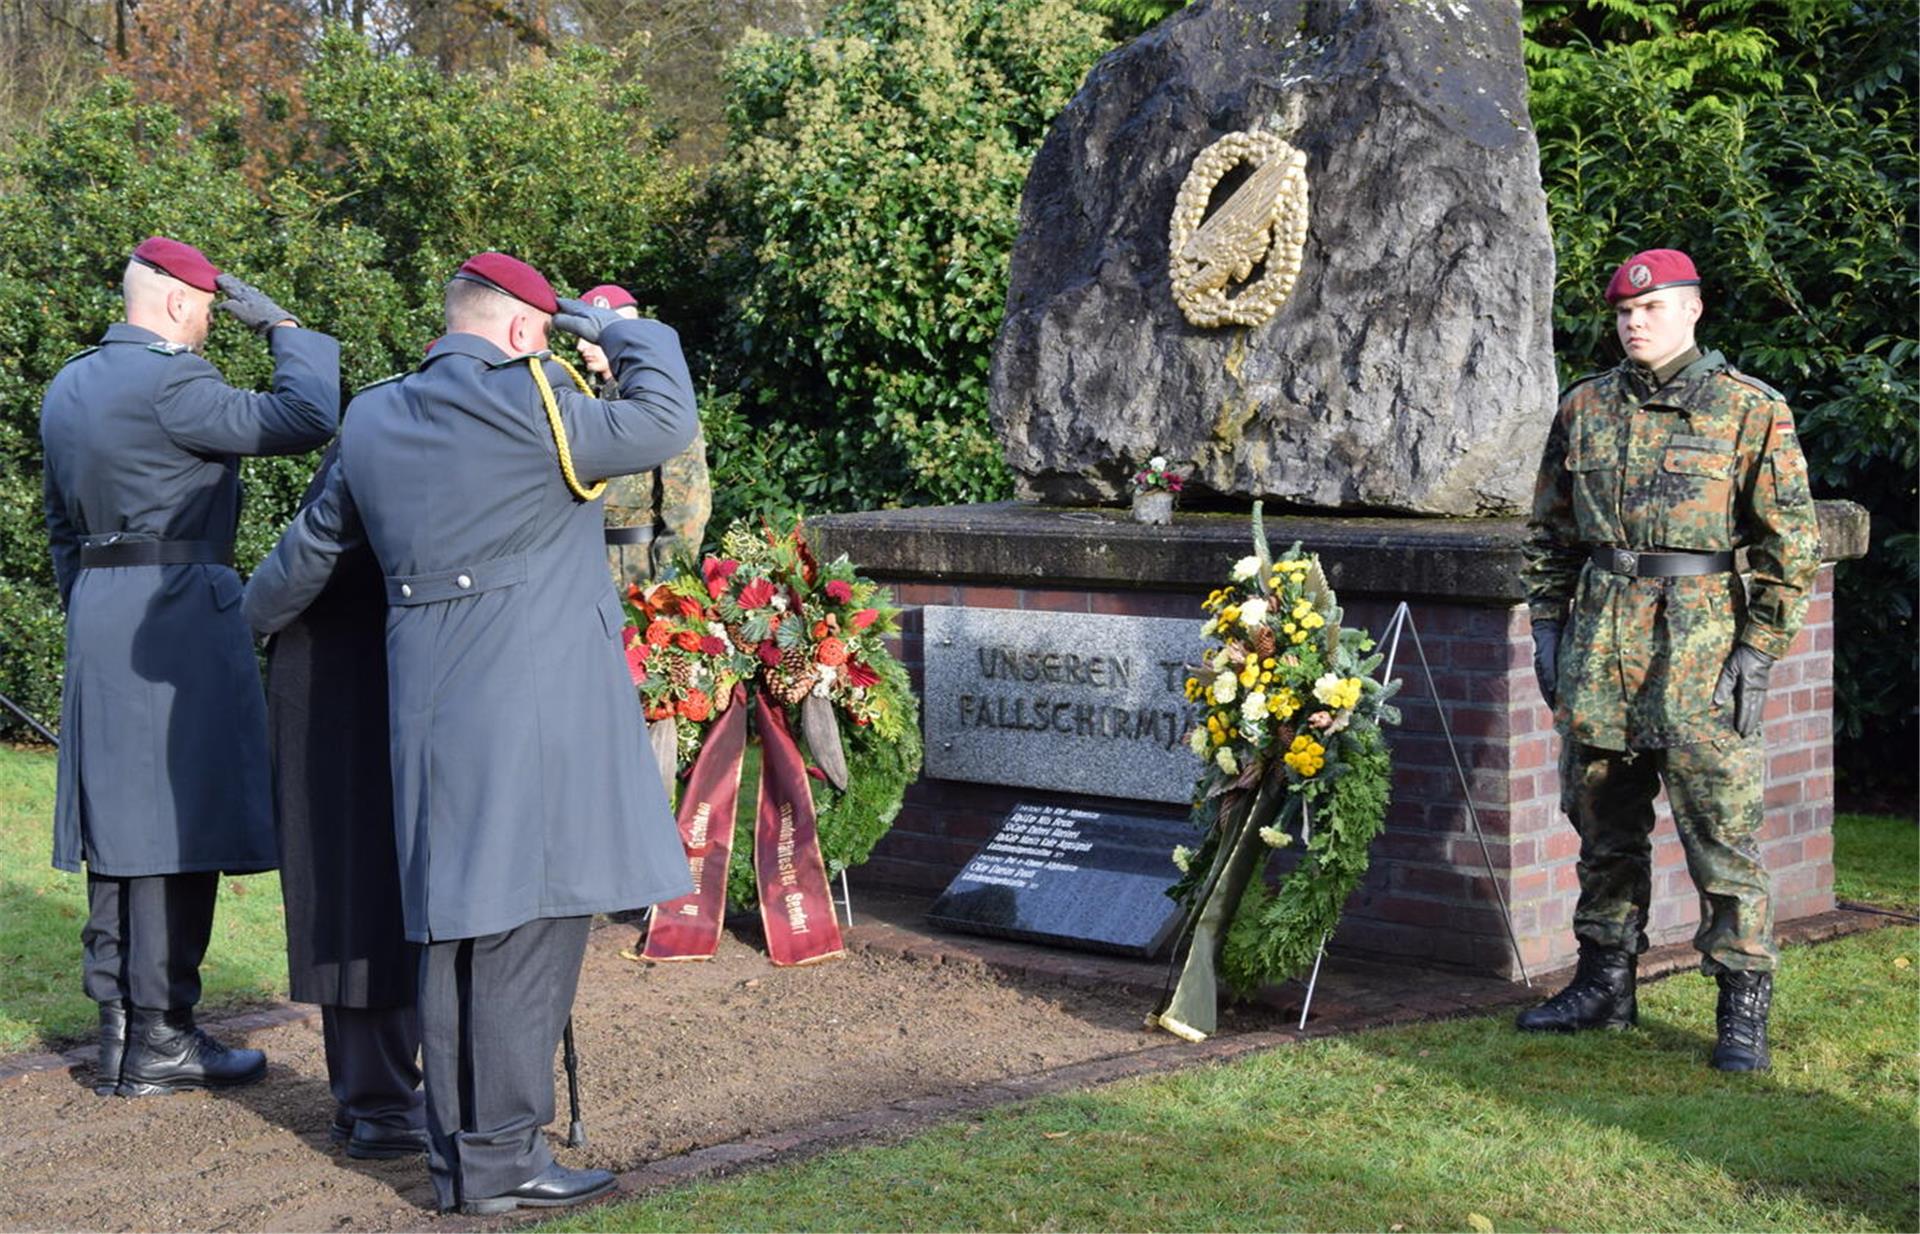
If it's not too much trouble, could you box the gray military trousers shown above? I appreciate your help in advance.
[418,915,590,1210]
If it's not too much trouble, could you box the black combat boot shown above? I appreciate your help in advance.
[1710,970,1772,1072]
[1514,940,1637,1032]
[94,1001,127,1096]
[116,1008,267,1095]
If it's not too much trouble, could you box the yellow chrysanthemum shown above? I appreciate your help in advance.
[1282,734,1326,777]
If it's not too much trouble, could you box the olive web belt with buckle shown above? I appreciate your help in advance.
[604,526,656,546]
[1588,546,1735,578]
[78,535,232,569]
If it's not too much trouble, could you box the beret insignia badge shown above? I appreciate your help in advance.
[1628,263,1653,289]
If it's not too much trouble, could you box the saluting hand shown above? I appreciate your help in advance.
[215,273,297,335]
[552,296,624,344]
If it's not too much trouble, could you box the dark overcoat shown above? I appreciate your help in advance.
[264,443,416,1007]
[243,320,697,941]
[40,322,339,875]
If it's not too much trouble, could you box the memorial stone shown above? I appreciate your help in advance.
[927,802,1191,957]
[922,604,1206,805]
[991,0,1558,515]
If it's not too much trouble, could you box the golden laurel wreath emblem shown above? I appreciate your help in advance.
[1168,131,1310,329]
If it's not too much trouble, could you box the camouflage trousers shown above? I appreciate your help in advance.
[1561,738,1776,974]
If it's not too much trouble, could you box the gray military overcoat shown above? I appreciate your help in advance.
[244,320,698,942]
[40,322,341,875]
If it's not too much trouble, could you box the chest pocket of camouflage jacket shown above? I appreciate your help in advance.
[1566,415,1626,544]
[1656,436,1737,551]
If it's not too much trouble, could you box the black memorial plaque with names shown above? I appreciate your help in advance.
[926,802,1192,957]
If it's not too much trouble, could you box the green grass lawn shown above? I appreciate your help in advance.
[0,743,286,1053]
[1834,812,1919,910]
[546,809,1918,1234]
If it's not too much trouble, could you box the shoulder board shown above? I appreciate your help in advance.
[61,346,100,366]
[354,372,407,395]
[488,349,552,370]
[1558,371,1607,399]
[1723,367,1786,402]
[145,341,192,356]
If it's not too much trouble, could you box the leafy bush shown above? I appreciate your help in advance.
[713,0,1114,511]
[1525,0,1917,794]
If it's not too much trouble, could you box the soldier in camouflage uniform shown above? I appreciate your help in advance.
[1519,249,1821,1072]
[577,284,709,587]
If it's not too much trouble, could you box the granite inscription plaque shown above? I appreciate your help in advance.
[922,605,1206,805]
[927,802,1191,957]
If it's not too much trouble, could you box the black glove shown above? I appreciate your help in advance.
[1530,618,1563,709]
[1712,643,1774,738]
[552,296,624,344]
[214,273,296,334]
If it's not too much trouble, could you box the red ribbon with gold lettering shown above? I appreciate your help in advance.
[642,685,748,961]
[752,688,846,966]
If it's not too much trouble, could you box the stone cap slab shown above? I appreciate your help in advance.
[810,500,1868,605]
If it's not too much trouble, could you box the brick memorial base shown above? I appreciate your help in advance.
[812,501,1867,979]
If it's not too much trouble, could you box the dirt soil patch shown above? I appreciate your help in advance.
[0,902,1883,1232]
[0,918,1185,1232]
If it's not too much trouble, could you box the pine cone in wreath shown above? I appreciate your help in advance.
[667,656,695,690]
[1252,625,1277,658]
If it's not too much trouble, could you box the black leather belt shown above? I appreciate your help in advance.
[604,526,656,546]
[1588,546,1735,578]
[79,536,232,569]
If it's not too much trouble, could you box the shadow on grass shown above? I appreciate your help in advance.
[1347,981,1919,1231]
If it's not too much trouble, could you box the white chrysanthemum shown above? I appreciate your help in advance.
[1211,650,1232,671]
[1150,455,1168,470]
[1188,727,1209,756]
[707,621,728,639]
[1312,672,1344,705]
[1171,844,1193,873]
[1258,826,1292,849]
[817,663,837,685]
[1240,691,1268,723]
[810,678,832,698]
[1215,747,1238,776]
[771,594,789,611]
[1212,675,1237,704]
[1231,556,1260,581]
[1239,597,1268,625]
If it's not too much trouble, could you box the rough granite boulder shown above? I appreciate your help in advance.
[990,0,1559,515]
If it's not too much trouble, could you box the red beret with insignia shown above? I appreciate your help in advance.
[582,283,637,311]
[131,236,221,293]
[1605,248,1700,304]
[454,251,559,314]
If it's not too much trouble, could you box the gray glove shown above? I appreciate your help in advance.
[1530,618,1563,709]
[215,273,296,335]
[1712,643,1775,738]
[553,296,624,344]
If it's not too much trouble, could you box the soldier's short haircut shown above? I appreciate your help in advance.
[443,276,519,330]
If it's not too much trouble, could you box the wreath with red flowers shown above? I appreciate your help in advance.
[620,518,922,909]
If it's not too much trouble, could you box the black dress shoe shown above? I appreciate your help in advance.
[346,1120,429,1160]
[460,1163,617,1215]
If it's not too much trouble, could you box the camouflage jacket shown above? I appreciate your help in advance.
[1523,349,1821,750]
[602,368,710,589]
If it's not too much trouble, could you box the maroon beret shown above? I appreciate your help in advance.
[1605,248,1700,304]
[582,283,637,311]
[131,236,221,293]
[453,251,559,314]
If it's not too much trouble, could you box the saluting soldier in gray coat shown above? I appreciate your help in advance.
[244,252,696,1216]
[39,235,339,1096]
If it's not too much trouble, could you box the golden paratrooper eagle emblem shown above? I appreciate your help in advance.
[1169,130,1309,329]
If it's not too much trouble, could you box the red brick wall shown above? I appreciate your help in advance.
[860,565,1839,980]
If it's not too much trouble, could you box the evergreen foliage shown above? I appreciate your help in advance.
[712,0,1114,510]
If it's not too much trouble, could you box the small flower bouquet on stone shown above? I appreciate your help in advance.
[1148,503,1401,1042]
[1129,454,1184,524]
